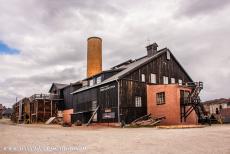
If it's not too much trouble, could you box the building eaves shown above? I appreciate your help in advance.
[71,48,167,94]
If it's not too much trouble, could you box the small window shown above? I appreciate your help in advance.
[156,92,165,105]
[150,73,156,84]
[171,78,175,84]
[92,101,97,110]
[219,105,222,110]
[227,102,230,107]
[141,74,145,82]
[96,76,101,84]
[89,79,94,86]
[163,76,168,84]
[82,80,88,87]
[178,79,183,85]
[135,96,142,107]
[216,108,219,114]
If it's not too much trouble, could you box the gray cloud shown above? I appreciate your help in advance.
[0,0,229,107]
[177,0,230,17]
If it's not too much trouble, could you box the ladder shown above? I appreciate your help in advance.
[86,106,99,126]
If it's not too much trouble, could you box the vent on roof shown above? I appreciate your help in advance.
[146,43,158,57]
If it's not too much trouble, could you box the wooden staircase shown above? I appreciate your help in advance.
[181,82,207,123]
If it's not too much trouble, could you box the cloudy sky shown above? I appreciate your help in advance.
[0,0,230,107]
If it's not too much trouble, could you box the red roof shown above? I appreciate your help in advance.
[203,98,230,105]
[220,108,230,117]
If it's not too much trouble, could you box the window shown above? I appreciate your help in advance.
[171,78,175,84]
[89,79,94,86]
[216,108,219,114]
[141,74,145,82]
[227,102,230,107]
[178,79,183,85]
[96,76,101,84]
[219,105,222,110]
[82,80,88,87]
[135,96,142,107]
[156,92,165,105]
[163,76,168,84]
[180,90,190,104]
[92,101,97,110]
[150,73,156,84]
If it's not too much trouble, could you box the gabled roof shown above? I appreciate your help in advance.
[71,48,164,94]
[49,83,68,93]
[203,98,230,105]
[71,47,194,94]
[2,108,13,115]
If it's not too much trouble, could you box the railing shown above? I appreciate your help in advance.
[49,94,62,100]
[181,81,206,122]
[29,94,62,101]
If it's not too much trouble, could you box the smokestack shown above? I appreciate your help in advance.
[87,37,102,78]
[146,42,158,57]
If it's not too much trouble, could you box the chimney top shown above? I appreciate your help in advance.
[87,36,102,41]
[146,43,158,57]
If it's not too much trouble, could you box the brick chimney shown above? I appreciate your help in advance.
[146,43,158,57]
[87,37,102,78]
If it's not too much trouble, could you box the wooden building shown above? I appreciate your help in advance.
[12,97,30,123]
[12,94,62,124]
[11,39,204,126]
[29,94,61,123]
[69,43,203,124]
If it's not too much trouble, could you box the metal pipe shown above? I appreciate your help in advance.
[116,80,120,124]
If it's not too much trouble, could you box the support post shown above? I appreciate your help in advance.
[36,101,38,123]
[51,100,53,116]
[116,80,120,124]
[43,99,45,122]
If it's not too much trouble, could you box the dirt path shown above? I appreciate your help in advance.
[0,119,230,154]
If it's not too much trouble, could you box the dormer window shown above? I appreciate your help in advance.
[89,79,94,86]
[96,76,102,84]
[82,80,88,87]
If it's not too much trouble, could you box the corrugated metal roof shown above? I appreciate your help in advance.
[2,108,13,115]
[49,83,68,92]
[71,48,168,94]
[203,98,230,105]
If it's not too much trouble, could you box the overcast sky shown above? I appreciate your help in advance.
[0,0,230,107]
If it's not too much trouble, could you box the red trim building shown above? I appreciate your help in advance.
[147,84,198,125]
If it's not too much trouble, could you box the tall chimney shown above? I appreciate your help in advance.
[146,43,158,57]
[87,37,102,78]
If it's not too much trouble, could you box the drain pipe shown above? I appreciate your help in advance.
[116,80,120,124]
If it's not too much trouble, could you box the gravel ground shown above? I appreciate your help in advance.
[0,119,230,154]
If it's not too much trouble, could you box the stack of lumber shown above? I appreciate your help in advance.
[130,114,165,127]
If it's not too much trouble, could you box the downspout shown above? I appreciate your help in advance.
[116,80,120,124]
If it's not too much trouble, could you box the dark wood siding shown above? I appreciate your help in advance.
[63,84,82,110]
[71,51,193,124]
[72,82,118,123]
[98,82,118,123]
[124,52,192,84]
[63,86,73,109]
[119,79,147,123]
[118,51,192,123]
[74,88,98,112]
